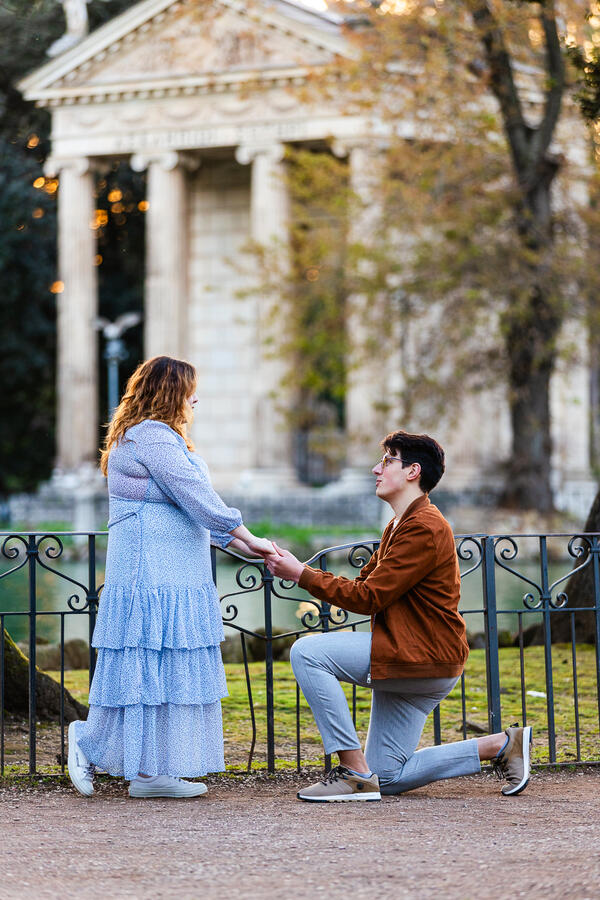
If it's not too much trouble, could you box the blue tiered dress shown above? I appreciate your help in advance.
[78,419,242,780]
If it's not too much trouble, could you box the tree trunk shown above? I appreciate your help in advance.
[500,174,561,511]
[470,0,565,511]
[501,291,557,511]
[2,628,88,721]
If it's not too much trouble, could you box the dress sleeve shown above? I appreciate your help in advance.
[132,436,243,537]
[209,528,237,550]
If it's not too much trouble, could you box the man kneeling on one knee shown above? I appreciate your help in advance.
[267,430,532,802]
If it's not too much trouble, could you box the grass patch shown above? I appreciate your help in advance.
[45,643,599,769]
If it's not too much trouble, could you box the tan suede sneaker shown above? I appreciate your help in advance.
[493,725,533,796]
[297,765,381,802]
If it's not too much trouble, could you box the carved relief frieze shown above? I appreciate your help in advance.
[163,101,207,121]
[214,94,254,117]
[113,107,152,126]
[70,109,104,129]
[269,88,299,113]
[60,4,331,92]
[53,83,312,143]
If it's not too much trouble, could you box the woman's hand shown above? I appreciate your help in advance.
[266,543,304,583]
[226,537,261,558]
[230,525,279,560]
[245,535,278,559]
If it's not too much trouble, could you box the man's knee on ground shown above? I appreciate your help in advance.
[372,766,403,790]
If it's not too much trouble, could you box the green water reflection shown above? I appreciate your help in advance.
[1,539,568,646]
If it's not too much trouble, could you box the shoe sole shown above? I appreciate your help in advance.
[129,784,208,799]
[67,721,93,797]
[297,792,381,802]
[502,726,532,796]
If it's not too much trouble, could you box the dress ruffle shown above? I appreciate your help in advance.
[78,702,225,780]
[89,646,228,707]
[92,584,225,650]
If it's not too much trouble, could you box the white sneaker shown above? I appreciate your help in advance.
[128,775,208,799]
[67,721,94,797]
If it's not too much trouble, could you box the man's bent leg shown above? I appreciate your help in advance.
[365,679,481,794]
[291,632,382,802]
[290,631,371,755]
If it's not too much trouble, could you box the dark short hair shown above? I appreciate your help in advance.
[381,430,445,493]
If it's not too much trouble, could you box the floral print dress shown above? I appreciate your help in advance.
[78,419,242,780]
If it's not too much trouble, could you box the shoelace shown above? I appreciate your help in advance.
[75,748,94,781]
[492,723,520,780]
[320,766,346,786]
[491,757,507,781]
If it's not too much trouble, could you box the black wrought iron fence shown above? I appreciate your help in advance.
[1,530,599,777]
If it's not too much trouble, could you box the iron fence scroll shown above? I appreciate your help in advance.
[1,530,599,776]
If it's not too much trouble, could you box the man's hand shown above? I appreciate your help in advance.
[266,543,305,583]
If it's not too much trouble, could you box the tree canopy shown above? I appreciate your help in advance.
[250,0,594,507]
[0,0,142,494]
[1,0,597,506]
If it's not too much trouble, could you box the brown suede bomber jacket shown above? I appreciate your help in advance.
[298,494,469,680]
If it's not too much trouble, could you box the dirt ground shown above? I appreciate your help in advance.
[1,768,599,900]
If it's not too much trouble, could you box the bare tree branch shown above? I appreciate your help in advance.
[468,0,530,175]
[529,1,565,168]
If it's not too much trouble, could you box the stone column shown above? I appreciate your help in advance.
[340,143,388,489]
[46,156,98,471]
[235,142,297,489]
[132,151,195,360]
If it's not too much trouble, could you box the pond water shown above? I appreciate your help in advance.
[0,535,570,647]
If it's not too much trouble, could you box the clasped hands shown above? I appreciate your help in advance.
[239,535,304,583]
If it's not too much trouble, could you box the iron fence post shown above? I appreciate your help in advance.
[88,534,99,685]
[27,534,37,774]
[590,536,600,739]
[481,536,502,734]
[210,545,217,587]
[539,536,556,763]
[1,614,5,775]
[319,555,332,771]
[263,566,275,773]
[319,555,331,633]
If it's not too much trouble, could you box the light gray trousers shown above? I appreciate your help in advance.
[290,631,481,794]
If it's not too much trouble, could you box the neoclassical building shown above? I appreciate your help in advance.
[19,0,595,517]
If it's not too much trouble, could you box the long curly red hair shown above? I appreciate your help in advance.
[100,356,197,475]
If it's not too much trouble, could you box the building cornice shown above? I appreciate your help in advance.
[18,0,353,106]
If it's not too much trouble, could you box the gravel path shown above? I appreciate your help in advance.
[1,769,599,899]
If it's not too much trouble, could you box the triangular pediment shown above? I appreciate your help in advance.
[19,0,352,104]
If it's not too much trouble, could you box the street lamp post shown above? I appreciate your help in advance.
[94,312,142,420]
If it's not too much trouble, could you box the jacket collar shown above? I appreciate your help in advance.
[381,493,430,547]
[399,493,430,524]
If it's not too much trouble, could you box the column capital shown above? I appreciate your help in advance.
[330,138,371,159]
[130,150,200,173]
[44,156,113,178]
[44,156,96,178]
[235,142,286,166]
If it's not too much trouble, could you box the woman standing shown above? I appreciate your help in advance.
[67,356,274,798]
